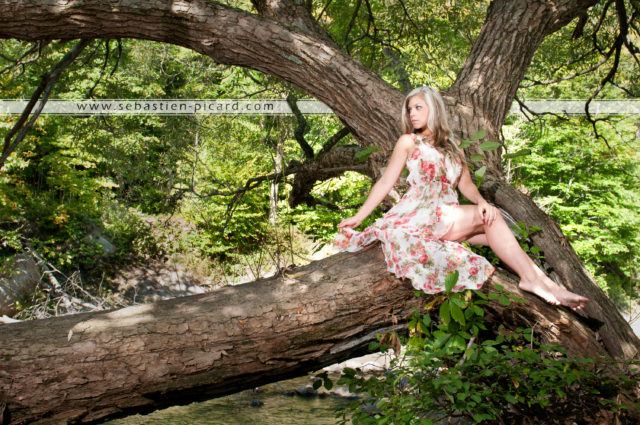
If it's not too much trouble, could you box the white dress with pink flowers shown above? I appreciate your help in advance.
[334,134,494,293]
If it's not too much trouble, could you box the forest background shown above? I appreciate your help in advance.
[1,0,638,319]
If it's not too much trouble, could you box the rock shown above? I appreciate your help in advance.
[85,225,116,257]
[114,259,208,304]
[323,351,396,375]
[250,399,264,407]
[0,254,40,316]
[330,386,360,400]
[295,385,317,397]
[0,315,22,324]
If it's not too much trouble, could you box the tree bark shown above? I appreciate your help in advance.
[0,246,604,425]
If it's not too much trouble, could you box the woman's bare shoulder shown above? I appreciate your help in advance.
[395,133,416,151]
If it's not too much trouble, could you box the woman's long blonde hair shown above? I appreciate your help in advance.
[401,86,465,164]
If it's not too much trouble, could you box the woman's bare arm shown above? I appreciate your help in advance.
[457,163,499,226]
[338,135,415,229]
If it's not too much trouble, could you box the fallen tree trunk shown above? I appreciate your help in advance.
[0,245,605,425]
[1,0,638,362]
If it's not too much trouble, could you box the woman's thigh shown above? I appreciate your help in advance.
[440,204,484,242]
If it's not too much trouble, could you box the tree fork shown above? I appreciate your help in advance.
[0,246,604,425]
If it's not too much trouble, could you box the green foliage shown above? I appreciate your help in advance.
[291,171,374,241]
[511,221,544,264]
[522,1,638,100]
[316,0,487,89]
[321,274,638,424]
[504,116,640,301]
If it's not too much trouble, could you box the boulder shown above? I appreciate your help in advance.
[0,254,40,316]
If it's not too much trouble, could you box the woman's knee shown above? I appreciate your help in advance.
[446,206,482,240]
[466,205,484,228]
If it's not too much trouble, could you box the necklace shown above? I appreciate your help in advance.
[416,134,435,145]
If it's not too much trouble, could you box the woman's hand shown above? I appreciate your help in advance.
[338,215,363,230]
[477,199,499,227]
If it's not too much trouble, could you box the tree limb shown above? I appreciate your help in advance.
[0,41,49,77]
[318,126,350,157]
[0,39,91,170]
[286,93,314,159]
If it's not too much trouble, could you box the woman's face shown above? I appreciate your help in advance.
[406,95,429,132]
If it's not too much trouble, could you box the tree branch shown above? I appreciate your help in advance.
[318,126,350,157]
[86,39,111,98]
[0,39,92,170]
[0,41,49,77]
[340,0,362,51]
[286,93,314,159]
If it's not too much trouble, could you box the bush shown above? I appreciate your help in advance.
[320,274,639,424]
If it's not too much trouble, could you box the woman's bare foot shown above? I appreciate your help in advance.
[519,276,588,311]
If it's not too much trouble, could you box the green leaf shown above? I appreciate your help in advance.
[504,392,517,403]
[445,271,459,293]
[474,291,488,299]
[323,376,333,390]
[451,335,466,350]
[312,242,326,254]
[450,297,466,308]
[473,129,485,140]
[354,145,381,162]
[473,413,494,422]
[470,153,484,162]
[499,294,510,306]
[440,300,451,324]
[475,166,486,179]
[479,141,501,151]
[343,367,356,378]
[434,333,451,348]
[503,148,531,159]
[450,302,465,325]
[312,378,322,390]
[459,139,473,149]
[464,346,475,361]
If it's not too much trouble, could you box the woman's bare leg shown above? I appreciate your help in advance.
[466,234,488,246]
[442,205,587,310]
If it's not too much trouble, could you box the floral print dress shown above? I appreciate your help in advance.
[334,134,494,293]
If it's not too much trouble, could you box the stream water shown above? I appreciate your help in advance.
[103,374,358,425]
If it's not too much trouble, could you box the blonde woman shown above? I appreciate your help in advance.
[335,86,587,310]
